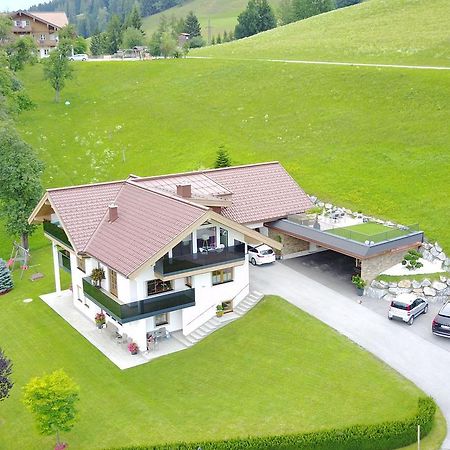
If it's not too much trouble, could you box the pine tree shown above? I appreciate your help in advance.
[214,146,231,168]
[184,11,201,37]
[0,259,13,294]
[124,4,143,32]
[211,36,216,45]
[216,33,222,44]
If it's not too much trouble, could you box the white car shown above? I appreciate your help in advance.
[388,293,428,325]
[248,244,276,266]
[69,54,88,61]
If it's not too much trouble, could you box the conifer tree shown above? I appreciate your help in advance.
[184,11,201,37]
[0,259,13,294]
[214,146,231,168]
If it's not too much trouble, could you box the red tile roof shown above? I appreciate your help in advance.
[84,183,207,277]
[48,182,122,252]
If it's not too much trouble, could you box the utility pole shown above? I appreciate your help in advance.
[207,17,211,45]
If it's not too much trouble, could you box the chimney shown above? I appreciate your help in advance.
[177,184,192,198]
[109,203,118,222]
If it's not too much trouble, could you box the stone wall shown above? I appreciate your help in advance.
[268,229,309,257]
[361,248,415,284]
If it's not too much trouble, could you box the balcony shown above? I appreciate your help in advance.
[82,277,195,324]
[43,221,73,249]
[58,251,71,273]
[155,244,246,277]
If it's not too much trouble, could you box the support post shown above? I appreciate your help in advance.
[52,242,61,296]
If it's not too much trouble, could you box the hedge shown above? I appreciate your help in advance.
[108,397,435,450]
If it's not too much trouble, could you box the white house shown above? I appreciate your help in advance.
[29,162,313,351]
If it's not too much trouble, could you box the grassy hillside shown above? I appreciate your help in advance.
[1,58,448,257]
[142,0,281,39]
[194,0,450,66]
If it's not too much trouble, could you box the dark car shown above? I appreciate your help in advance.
[432,302,450,338]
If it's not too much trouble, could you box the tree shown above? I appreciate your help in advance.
[0,259,13,294]
[0,15,12,45]
[0,125,44,250]
[122,27,145,49]
[292,0,335,20]
[160,30,177,57]
[7,36,37,72]
[123,4,143,32]
[189,35,205,48]
[0,347,13,401]
[106,14,123,54]
[23,370,79,448]
[216,33,222,44]
[43,49,74,103]
[90,32,108,56]
[184,11,201,37]
[73,36,87,54]
[211,36,216,45]
[278,0,296,25]
[235,0,277,39]
[214,145,231,168]
[336,0,360,7]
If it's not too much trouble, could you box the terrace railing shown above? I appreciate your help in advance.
[43,221,73,249]
[155,243,246,277]
[82,277,195,323]
[58,251,71,273]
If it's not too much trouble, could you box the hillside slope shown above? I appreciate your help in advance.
[194,0,450,66]
[142,0,281,38]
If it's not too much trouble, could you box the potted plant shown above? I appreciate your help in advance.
[128,342,139,355]
[216,304,224,317]
[351,274,366,296]
[90,268,105,288]
[94,312,105,329]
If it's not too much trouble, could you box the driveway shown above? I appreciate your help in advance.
[250,260,450,449]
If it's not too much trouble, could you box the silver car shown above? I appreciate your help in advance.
[388,293,428,325]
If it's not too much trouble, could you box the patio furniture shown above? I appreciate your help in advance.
[155,327,170,339]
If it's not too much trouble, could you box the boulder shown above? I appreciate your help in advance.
[389,287,411,295]
[421,279,432,287]
[430,247,440,258]
[421,242,431,251]
[383,294,395,303]
[398,279,412,288]
[421,250,432,261]
[423,286,436,297]
[432,281,447,292]
[437,252,446,261]
[366,287,387,300]
[317,201,324,207]
[412,280,422,289]
[372,280,387,289]
[325,203,332,209]
[413,288,423,294]
[439,275,447,283]
[388,282,398,288]
[435,243,442,253]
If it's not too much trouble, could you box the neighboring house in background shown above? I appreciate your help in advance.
[178,32,190,47]
[10,10,68,58]
[29,162,313,351]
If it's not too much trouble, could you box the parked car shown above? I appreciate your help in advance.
[432,302,450,338]
[248,244,275,266]
[69,54,88,61]
[388,293,428,325]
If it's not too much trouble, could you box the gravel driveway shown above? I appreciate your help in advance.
[250,256,450,449]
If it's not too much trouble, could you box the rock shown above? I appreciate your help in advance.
[309,195,317,203]
[421,279,432,287]
[421,250,432,261]
[421,242,431,251]
[434,296,448,304]
[437,252,446,261]
[317,201,324,207]
[430,247,440,258]
[344,208,352,215]
[412,280,422,289]
[389,287,411,295]
[372,280,387,289]
[325,203,332,209]
[432,281,447,291]
[388,282,398,288]
[398,279,412,288]
[423,286,436,297]
[366,287,387,300]
[413,288,423,294]
[383,294,395,303]
[435,243,442,253]
[440,275,447,283]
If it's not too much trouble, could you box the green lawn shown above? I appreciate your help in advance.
[0,242,436,448]
[326,222,414,243]
[194,0,450,67]
[142,0,281,39]
[377,272,450,283]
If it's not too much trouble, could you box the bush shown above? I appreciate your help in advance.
[402,249,423,271]
[107,397,436,450]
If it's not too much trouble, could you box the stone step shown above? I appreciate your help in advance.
[173,333,194,347]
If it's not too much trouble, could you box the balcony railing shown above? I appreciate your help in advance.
[43,221,72,249]
[58,251,71,273]
[155,243,246,277]
[82,277,195,324]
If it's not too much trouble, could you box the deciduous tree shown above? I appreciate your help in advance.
[122,27,145,49]
[90,32,109,55]
[0,125,44,250]
[160,30,177,57]
[43,49,74,102]
[23,370,79,448]
[0,347,13,401]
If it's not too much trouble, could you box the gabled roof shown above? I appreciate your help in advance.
[84,182,208,277]
[14,11,68,29]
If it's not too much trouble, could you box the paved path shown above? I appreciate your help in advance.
[250,261,450,448]
[189,56,450,71]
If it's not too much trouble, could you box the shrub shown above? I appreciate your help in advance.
[351,274,366,289]
[107,397,436,450]
[402,249,423,271]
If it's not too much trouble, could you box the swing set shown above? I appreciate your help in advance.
[7,242,41,280]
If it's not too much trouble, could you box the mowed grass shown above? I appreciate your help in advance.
[194,0,450,67]
[8,58,449,257]
[0,244,430,449]
[327,222,414,243]
[142,0,281,39]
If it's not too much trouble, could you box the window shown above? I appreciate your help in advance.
[220,228,228,247]
[109,269,118,297]
[147,279,172,296]
[77,257,85,273]
[155,313,169,326]
[212,268,233,286]
[40,34,46,40]
[185,276,192,288]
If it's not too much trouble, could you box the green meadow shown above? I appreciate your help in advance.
[195,0,450,66]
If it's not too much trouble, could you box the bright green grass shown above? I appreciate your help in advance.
[0,241,434,448]
[142,0,281,39]
[326,222,412,243]
[4,58,448,259]
[194,0,450,67]
[376,272,450,283]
